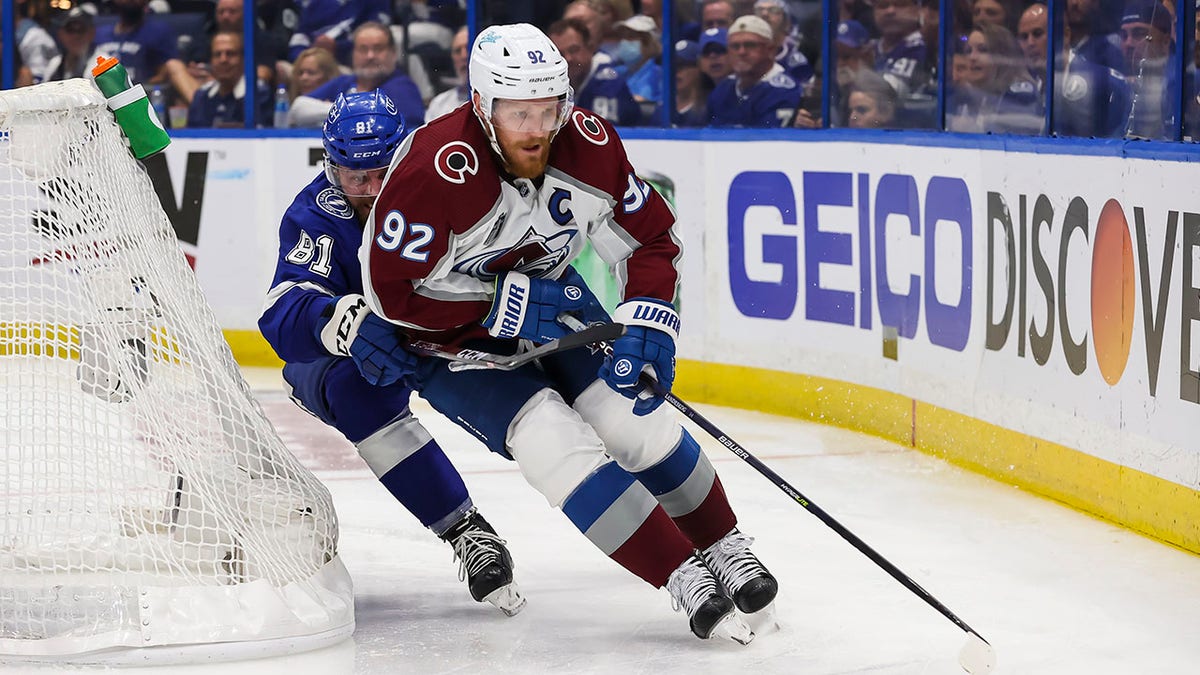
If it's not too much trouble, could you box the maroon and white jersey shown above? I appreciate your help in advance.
[360,104,681,346]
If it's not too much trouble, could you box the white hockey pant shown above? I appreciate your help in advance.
[505,382,682,506]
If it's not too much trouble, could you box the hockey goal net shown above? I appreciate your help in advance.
[0,80,353,663]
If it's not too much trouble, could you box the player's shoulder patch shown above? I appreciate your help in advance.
[314,186,355,220]
[568,108,611,146]
[767,72,797,90]
[595,66,620,81]
[433,140,480,184]
[404,107,487,185]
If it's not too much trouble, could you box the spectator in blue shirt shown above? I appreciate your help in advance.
[656,39,712,126]
[94,0,199,105]
[186,31,274,127]
[288,22,425,128]
[872,0,932,98]
[698,27,732,85]
[947,24,1042,134]
[613,15,663,110]
[1055,0,1133,136]
[548,18,642,125]
[707,14,802,127]
[754,0,814,84]
[287,0,390,64]
[1119,0,1173,139]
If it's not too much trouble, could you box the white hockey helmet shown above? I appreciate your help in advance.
[469,23,574,141]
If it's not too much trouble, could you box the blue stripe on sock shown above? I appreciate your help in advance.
[562,462,637,533]
[378,441,471,529]
[633,431,701,496]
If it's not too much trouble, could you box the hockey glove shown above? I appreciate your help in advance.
[482,266,609,343]
[317,294,417,387]
[599,298,678,416]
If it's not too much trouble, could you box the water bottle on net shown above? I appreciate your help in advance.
[90,56,170,158]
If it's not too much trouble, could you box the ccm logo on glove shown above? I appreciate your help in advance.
[320,295,370,356]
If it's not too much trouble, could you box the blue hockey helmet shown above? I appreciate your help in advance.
[322,90,406,195]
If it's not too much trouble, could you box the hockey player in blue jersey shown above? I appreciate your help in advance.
[707,15,801,127]
[258,89,525,617]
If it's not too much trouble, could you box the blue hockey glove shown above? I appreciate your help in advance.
[317,294,417,387]
[599,298,679,415]
[482,266,609,343]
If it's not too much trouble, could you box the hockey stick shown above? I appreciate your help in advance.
[559,316,996,674]
[404,321,626,371]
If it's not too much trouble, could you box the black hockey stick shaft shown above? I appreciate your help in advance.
[641,374,989,645]
[406,321,626,370]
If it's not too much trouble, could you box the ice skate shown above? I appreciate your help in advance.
[441,509,526,617]
[666,555,754,644]
[702,529,779,617]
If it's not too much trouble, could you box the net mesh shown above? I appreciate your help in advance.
[0,80,349,659]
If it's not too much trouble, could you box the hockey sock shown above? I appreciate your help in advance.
[632,431,736,551]
[377,440,473,535]
[562,461,694,587]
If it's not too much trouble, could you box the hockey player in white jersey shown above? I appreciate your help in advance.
[259,89,524,616]
[359,24,778,642]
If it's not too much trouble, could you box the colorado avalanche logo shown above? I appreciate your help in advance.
[454,227,577,279]
[316,187,354,219]
[571,110,609,146]
[434,141,479,184]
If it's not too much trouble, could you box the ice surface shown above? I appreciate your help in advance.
[6,367,1198,674]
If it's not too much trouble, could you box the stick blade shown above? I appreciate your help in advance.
[958,632,996,674]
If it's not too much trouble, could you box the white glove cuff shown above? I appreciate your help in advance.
[613,299,680,341]
[319,294,371,356]
[487,272,533,339]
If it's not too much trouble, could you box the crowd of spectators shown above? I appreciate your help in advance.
[2,0,1197,139]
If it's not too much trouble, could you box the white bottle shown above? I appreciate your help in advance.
[273,85,290,128]
[149,86,168,126]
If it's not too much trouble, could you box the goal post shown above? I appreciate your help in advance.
[0,80,354,663]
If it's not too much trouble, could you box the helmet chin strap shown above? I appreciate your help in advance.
[475,105,509,171]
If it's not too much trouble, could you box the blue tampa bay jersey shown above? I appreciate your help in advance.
[575,62,642,126]
[260,173,365,363]
[707,64,801,128]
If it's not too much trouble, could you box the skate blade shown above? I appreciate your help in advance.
[744,602,781,635]
[483,582,526,617]
[709,612,755,645]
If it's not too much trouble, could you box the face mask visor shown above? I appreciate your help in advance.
[489,95,572,133]
[325,162,389,197]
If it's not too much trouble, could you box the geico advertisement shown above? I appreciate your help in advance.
[628,140,1197,465]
